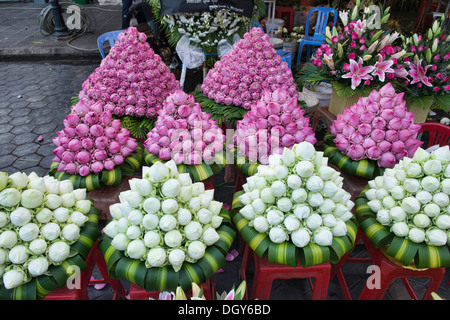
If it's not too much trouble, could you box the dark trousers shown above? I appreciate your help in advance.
[121,0,133,29]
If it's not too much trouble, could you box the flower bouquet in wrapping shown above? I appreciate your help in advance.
[0,171,99,299]
[355,145,450,268]
[398,15,450,112]
[155,281,246,300]
[231,142,358,268]
[296,2,408,103]
[194,27,298,125]
[49,99,143,191]
[98,161,236,292]
[79,27,180,138]
[143,90,226,182]
[323,82,423,179]
[233,88,316,177]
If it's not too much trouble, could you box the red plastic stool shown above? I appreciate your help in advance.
[244,246,331,300]
[275,6,295,30]
[43,240,127,300]
[128,278,215,300]
[357,232,446,300]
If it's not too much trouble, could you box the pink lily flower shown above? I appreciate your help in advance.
[408,59,433,87]
[341,58,375,90]
[372,56,394,82]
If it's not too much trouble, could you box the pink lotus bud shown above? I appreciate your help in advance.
[175,119,189,130]
[380,109,395,121]
[178,105,191,118]
[171,90,189,104]
[159,136,170,147]
[378,152,396,168]
[371,129,385,142]
[285,122,298,135]
[64,162,78,175]
[380,97,394,109]
[366,101,379,113]
[178,130,191,142]
[342,125,356,138]
[272,88,288,103]
[194,140,206,151]
[91,101,104,114]
[357,123,372,136]
[280,113,293,125]
[113,155,124,165]
[401,118,412,129]
[68,139,82,152]
[398,129,412,141]
[405,139,424,157]
[267,102,281,115]
[104,159,115,171]
[368,90,381,102]
[385,130,399,142]
[378,140,392,152]
[331,120,346,135]
[100,110,112,126]
[116,132,129,145]
[245,111,257,122]
[281,134,295,148]
[202,147,215,163]
[305,134,317,145]
[63,127,76,138]
[104,127,117,139]
[360,112,375,123]
[75,124,90,137]
[391,140,405,153]
[90,124,104,137]
[84,112,99,125]
[188,151,203,165]
[282,99,297,113]
[335,137,350,152]
[271,125,285,138]
[94,149,108,161]
[366,146,382,160]
[393,106,406,118]
[351,104,366,116]
[379,82,396,98]
[172,151,184,164]
[159,147,172,161]
[147,143,161,155]
[77,165,90,177]
[81,137,94,150]
[203,131,216,144]
[53,146,65,158]
[388,118,403,130]
[76,150,91,165]
[56,162,65,171]
[372,117,387,130]
[111,119,122,131]
[182,140,194,153]
[95,136,109,149]
[61,151,75,163]
[362,138,376,149]
[350,132,364,144]
[121,147,133,157]
[347,144,365,161]
[126,139,137,151]
[73,99,89,116]
[395,149,408,161]
[65,114,80,127]
[254,101,268,117]
[256,118,268,129]
[266,115,278,127]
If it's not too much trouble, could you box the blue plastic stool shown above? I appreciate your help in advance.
[296,7,337,65]
[97,30,126,59]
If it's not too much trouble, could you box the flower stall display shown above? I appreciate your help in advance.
[148,0,266,63]
[195,27,298,125]
[296,2,408,115]
[398,15,450,122]
[231,142,358,268]
[0,171,99,299]
[233,88,316,176]
[98,161,236,292]
[79,27,180,138]
[49,99,143,191]
[323,82,423,178]
[143,90,226,182]
[355,145,450,268]
[155,281,246,300]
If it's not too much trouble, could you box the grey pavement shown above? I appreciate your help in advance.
[0,1,449,301]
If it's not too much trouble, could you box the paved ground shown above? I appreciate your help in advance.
[0,1,449,301]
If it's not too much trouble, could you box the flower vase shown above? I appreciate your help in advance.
[404,100,431,124]
[328,86,365,115]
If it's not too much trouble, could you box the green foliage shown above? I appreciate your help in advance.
[120,116,156,139]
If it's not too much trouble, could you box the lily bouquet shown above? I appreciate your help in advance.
[398,15,450,112]
[299,2,408,97]
[276,26,305,43]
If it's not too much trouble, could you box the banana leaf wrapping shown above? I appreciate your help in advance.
[231,148,260,178]
[231,191,358,268]
[323,133,385,179]
[355,187,450,269]
[97,208,236,292]
[143,148,226,183]
[49,146,143,191]
[0,204,100,300]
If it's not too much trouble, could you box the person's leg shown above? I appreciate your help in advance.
[121,0,133,29]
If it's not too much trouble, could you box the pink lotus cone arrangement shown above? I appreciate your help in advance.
[143,90,226,165]
[52,99,139,176]
[330,82,423,168]
[201,27,298,110]
[235,88,317,165]
[79,27,180,119]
